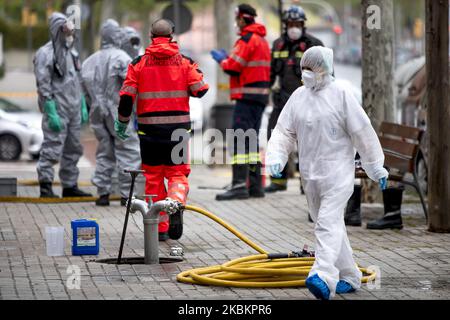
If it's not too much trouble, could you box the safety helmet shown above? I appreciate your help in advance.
[282,5,307,23]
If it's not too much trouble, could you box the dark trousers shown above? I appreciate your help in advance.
[231,99,265,164]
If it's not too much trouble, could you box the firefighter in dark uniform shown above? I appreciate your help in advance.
[265,5,324,193]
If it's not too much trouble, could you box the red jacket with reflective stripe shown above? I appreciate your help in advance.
[119,38,209,118]
[220,23,271,105]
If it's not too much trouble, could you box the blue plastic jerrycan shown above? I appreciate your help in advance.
[71,219,100,256]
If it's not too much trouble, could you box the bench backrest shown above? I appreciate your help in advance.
[378,122,424,174]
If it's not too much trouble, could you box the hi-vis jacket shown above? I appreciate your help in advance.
[220,23,271,105]
[119,37,209,132]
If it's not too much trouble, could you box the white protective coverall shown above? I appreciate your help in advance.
[34,13,83,188]
[266,46,388,297]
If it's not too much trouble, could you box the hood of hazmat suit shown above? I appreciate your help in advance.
[100,19,123,49]
[33,12,83,188]
[82,18,131,113]
[121,26,142,59]
[300,46,334,91]
[266,46,388,298]
[81,19,141,198]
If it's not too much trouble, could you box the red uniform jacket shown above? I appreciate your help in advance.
[220,23,271,105]
[119,37,208,129]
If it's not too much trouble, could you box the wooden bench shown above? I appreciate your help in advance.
[356,122,428,220]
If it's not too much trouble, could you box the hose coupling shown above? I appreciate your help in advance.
[289,245,315,258]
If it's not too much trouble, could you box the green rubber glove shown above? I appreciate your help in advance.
[114,119,130,140]
[81,95,89,125]
[44,99,62,132]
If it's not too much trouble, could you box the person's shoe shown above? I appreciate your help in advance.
[159,232,169,242]
[367,187,404,230]
[120,197,128,207]
[345,185,362,227]
[39,182,59,198]
[62,185,92,198]
[95,194,110,206]
[216,185,249,201]
[366,213,403,230]
[265,183,287,193]
[336,280,356,294]
[249,190,265,198]
[305,274,330,300]
[169,208,183,240]
[216,164,249,201]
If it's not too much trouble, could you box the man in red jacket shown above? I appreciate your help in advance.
[211,4,271,201]
[116,19,209,241]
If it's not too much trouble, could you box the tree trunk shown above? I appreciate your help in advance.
[100,0,118,24]
[425,0,450,233]
[361,0,395,203]
[214,0,233,104]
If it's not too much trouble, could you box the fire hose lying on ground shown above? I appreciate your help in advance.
[125,193,376,288]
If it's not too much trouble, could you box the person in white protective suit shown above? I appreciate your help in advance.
[266,46,389,300]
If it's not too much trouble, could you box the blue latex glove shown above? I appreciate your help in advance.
[210,49,228,63]
[44,99,62,132]
[379,177,388,191]
[114,119,130,140]
[269,164,283,178]
[81,95,89,125]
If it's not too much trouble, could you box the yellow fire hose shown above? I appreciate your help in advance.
[178,205,376,288]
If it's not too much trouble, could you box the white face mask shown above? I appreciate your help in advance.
[287,27,302,41]
[302,70,316,88]
[65,35,74,48]
[234,22,241,35]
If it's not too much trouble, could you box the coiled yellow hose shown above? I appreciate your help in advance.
[177,205,376,288]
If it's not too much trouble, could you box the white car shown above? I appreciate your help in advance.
[0,98,43,161]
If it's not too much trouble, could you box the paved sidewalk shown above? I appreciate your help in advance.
[1,164,450,300]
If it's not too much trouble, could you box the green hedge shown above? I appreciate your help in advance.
[0,18,49,50]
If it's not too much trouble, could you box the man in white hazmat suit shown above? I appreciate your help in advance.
[266,46,389,300]
[82,19,141,206]
[34,12,91,198]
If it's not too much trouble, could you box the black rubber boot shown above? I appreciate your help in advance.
[249,163,265,198]
[265,182,287,193]
[169,207,184,240]
[62,185,93,198]
[39,182,59,198]
[367,187,404,230]
[345,185,362,227]
[159,232,169,242]
[95,194,110,206]
[216,164,249,201]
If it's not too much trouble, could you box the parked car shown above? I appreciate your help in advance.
[0,98,43,161]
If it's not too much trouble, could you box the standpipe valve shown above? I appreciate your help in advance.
[129,198,181,264]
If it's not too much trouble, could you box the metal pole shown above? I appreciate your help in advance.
[173,0,180,35]
[117,170,144,264]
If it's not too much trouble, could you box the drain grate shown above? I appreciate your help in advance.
[95,257,183,265]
